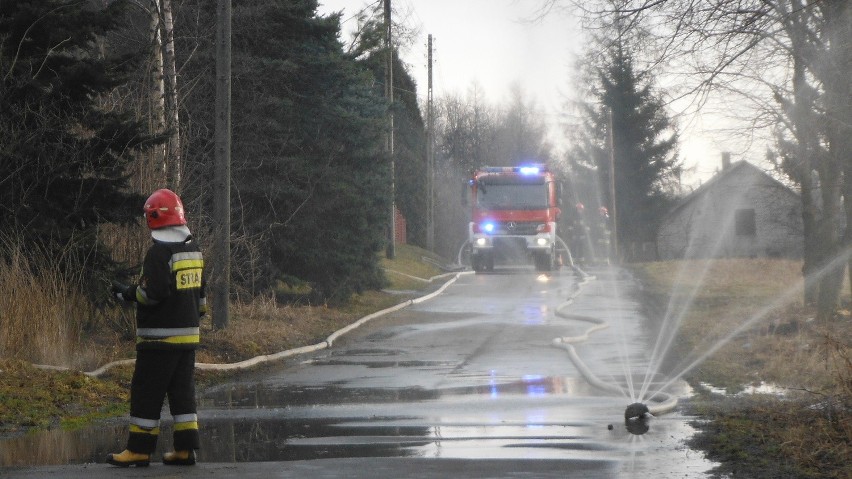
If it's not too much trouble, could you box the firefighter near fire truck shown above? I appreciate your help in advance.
[106,189,206,467]
[463,165,563,273]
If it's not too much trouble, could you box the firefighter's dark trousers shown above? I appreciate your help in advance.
[126,349,199,454]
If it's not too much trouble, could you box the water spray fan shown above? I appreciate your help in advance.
[551,274,680,432]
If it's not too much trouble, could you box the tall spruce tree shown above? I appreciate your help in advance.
[567,40,681,260]
[0,0,155,287]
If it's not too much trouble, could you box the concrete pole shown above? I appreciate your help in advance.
[426,34,435,252]
[212,0,231,328]
[608,109,619,264]
[385,0,395,259]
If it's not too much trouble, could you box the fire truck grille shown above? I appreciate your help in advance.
[495,221,539,235]
[493,237,527,252]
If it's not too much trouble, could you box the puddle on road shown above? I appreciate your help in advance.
[1,375,613,467]
[0,379,715,478]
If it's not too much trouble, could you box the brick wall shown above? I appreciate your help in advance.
[394,206,407,245]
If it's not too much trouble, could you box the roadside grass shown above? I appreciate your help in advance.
[631,259,851,479]
[0,243,446,436]
[0,360,128,434]
[196,290,406,365]
[380,243,450,287]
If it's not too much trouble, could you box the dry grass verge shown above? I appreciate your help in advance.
[0,237,106,370]
[631,259,851,479]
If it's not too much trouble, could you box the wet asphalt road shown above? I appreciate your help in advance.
[0,266,715,477]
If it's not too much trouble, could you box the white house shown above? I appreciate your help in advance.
[657,159,803,260]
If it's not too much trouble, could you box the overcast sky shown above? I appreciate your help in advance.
[316,0,739,188]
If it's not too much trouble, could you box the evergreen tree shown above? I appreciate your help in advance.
[567,40,681,259]
[0,0,155,287]
[176,0,390,303]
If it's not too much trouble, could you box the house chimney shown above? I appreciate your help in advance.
[722,152,732,170]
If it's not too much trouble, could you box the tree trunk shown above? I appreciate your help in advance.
[798,170,818,305]
[161,0,182,192]
[786,0,819,304]
[814,155,843,321]
[824,1,852,304]
[149,0,167,183]
[815,0,852,321]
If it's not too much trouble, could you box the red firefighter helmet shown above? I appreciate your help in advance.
[143,189,186,229]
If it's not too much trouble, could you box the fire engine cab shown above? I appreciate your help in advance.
[464,165,562,272]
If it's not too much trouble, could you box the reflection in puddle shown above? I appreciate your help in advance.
[0,425,124,467]
[0,417,429,466]
[200,418,430,462]
[201,373,582,410]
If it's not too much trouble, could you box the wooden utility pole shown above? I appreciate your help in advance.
[212,0,231,328]
[607,109,618,264]
[426,34,435,252]
[385,0,395,259]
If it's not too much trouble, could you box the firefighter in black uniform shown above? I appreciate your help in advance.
[107,189,206,467]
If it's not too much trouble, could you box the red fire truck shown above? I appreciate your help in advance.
[464,165,562,272]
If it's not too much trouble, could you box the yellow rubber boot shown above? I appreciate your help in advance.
[163,449,196,466]
[106,449,150,467]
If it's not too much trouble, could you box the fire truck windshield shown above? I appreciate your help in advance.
[476,181,549,210]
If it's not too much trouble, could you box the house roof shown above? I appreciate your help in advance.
[664,160,799,220]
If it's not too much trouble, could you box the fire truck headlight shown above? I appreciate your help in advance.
[476,237,488,247]
[536,238,549,247]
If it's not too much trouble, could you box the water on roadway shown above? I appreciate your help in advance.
[0,266,716,477]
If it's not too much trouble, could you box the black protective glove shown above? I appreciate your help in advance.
[111,280,136,302]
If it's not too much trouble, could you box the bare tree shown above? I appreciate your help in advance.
[432,87,500,258]
[818,1,852,303]
[148,0,167,178]
[498,84,554,165]
[133,0,182,191]
[432,83,556,259]
[160,0,182,191]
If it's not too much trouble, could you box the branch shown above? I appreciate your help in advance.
[3,3,78,81]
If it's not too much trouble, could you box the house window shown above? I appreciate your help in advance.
[735,208,756,236]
